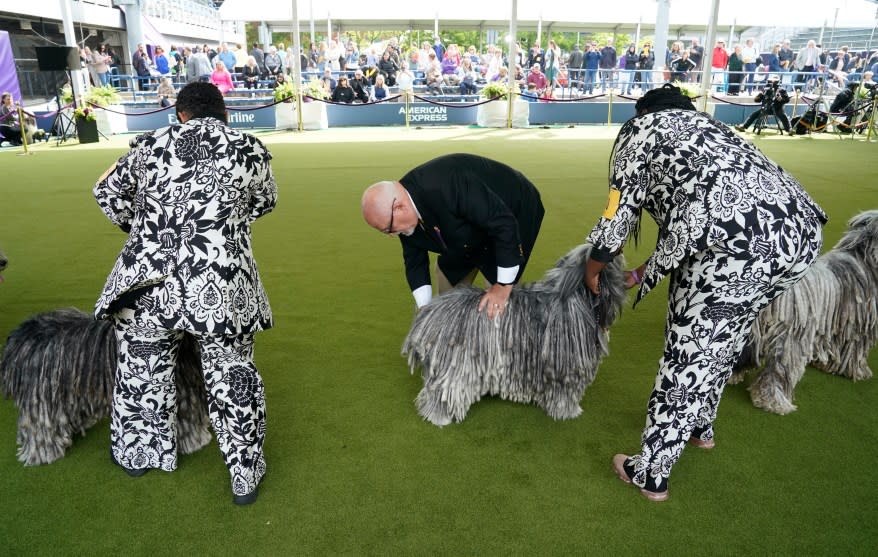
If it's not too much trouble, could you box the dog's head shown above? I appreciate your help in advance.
[834,210,878,267]
[0,245,7,284]
[538,243,627,328]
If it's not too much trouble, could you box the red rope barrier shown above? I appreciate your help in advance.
[709,94,760,106]
[87,101,175,115]
[534,93,610,103]
[304,94,405,106]
[226,97,289,111]
[412,95,497,108]
[22,103,74,119]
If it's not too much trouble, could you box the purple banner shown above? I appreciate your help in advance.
[0,31,22,102]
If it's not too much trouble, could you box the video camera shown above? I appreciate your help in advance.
[758,77,787,109]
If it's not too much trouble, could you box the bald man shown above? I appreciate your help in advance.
[362,153,544,319]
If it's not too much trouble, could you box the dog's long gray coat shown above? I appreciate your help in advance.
[0,308,211,465]
[736,210,878,414]
[402,244,627,426]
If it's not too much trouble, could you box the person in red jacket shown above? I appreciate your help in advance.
[710,39,730,92]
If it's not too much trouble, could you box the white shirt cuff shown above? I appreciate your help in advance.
[412,285,433,308]
[496,265,519,285]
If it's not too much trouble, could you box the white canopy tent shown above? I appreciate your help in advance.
[218,1,878,32]
[217,0,877,128]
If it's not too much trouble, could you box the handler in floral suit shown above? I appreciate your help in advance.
[94,82,277,505]
[584,84,826,501]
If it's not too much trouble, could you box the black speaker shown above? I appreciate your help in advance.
[36,46,80,72]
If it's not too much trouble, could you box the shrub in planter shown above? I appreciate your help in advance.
[74,107,99,143]
[480,81,510,100]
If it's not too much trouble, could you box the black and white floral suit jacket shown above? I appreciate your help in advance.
[588,109,826,304]
[94,116,277,335]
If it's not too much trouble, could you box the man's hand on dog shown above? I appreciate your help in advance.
[478,283,513,320]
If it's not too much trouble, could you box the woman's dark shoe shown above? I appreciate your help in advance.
[612,453,669,502]
[233,488,259,506]
[110,448,150,477]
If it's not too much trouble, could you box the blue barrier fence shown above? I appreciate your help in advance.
[25,96,826,133]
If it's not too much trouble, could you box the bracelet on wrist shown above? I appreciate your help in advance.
[630,269,642,284]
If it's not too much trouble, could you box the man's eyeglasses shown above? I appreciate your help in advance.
[383,197,396,234]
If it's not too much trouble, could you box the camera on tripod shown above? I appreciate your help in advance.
[758,78,786,111]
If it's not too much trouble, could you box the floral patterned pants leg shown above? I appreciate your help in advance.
[111,307,266,497]
[624,215,823,493]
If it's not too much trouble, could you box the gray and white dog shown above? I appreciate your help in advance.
[402,243,627,426]
[1,308,211,465]
[734,210,878,414]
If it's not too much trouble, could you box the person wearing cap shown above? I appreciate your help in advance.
[361,154,545,319]
[710,39,729,92]
[734,75,791,133]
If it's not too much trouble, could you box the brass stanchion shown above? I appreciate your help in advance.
[16,103,33,156]
[866,96,878,142]
[607,89,613,127]
[295,90,304,132]
[507,86,514,129]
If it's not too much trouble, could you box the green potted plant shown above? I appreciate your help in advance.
[273,81,296,103]
[301,78,328,102]
[73,106,99,143]
[84,84,122,107]
[273,81,297,129]
[480,81,510,100]
[477,82,529,128]
[672,81,714,115]
[84,84,127,135]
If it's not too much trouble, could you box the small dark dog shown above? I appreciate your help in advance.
[0,245,7,283]
[734,210,878,414]
[1,308,211,465]
[402,243,627,426]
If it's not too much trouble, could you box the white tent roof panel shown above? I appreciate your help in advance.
[218,0,878,29]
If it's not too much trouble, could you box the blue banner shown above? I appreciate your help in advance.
[28,100,814,135]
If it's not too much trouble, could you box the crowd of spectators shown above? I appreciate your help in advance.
[82,35,878,105]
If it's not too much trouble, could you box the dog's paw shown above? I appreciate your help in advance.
[426,414,453,427]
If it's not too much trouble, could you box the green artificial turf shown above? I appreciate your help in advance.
[0,131,876,555]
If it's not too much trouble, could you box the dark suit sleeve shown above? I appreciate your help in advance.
[401,237,430,291]
[446,171,522,270]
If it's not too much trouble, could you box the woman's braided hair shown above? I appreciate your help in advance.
[634,83,696,114]
[175,82,227,123]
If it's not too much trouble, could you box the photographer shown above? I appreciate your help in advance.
[829,81,862,133]
[734,75,791,133]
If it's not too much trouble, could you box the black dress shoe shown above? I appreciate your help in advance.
[233,488,259,506]
[111,448,150,477]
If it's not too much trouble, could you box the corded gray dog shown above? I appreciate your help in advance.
[0,308,211,465]
[733,210,878,414]
[402,243,627,426]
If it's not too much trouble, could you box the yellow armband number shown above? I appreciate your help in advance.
[602,188,621,219]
